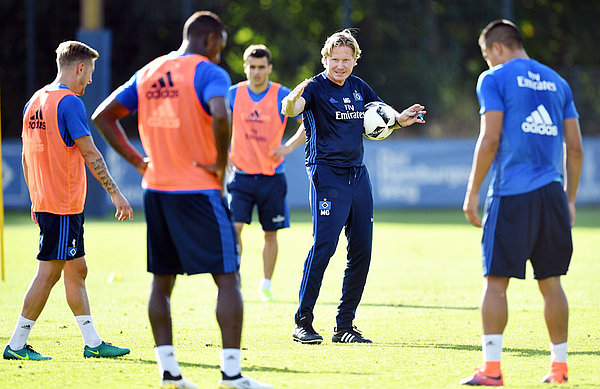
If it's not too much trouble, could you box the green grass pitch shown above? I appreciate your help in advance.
[1,208,599,388]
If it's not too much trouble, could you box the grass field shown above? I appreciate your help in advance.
[0,208,599,388]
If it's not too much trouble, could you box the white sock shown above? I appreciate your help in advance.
[550,342,567,363]
[482,334,503,362]
[8,316,35,350]
[220,348,241,378]
[155,345,181,377]
[259,278,271,291]
[75,315,103,348]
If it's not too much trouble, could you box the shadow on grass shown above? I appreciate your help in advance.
[122,358,367,375]
[244,299,478,311]
[389,342,600,357]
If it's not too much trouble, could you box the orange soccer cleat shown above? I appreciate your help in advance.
[460,365,504,386]
[542,361,568,384]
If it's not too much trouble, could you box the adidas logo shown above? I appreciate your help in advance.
[246,109,263,122]
[145,71,179,99]
[521,104,558,136]
[27,107,46,130]
[340,332,356,343]
[21,324,31,330]
[82,320,91,325]
[271,215,285,223]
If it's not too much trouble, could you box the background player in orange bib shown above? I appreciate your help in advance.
[227,44,304,302]
[3,41,133,362]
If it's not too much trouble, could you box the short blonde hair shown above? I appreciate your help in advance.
[320,29,361,66]
[55,41,99,68]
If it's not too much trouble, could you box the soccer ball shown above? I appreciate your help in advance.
[363,102,396,140]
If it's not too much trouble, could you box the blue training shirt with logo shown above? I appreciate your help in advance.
[302,72,380,167]
[476,58,579,197]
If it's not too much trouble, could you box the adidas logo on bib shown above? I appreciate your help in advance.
[521,104,558,136]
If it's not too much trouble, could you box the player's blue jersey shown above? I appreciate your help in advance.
[114,51,231,115]
[477,58,579,196]
[23,84,91,147]
[302,73,380,167]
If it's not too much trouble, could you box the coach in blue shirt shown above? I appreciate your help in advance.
[282,29,425,344]
[461,20,583,386]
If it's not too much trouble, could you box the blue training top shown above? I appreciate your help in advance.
[23,84,91,147]
[476,58,579,197]
[115,51,231,115]
[301,72,380,167]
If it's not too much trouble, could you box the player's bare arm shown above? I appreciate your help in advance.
[92,97,148,175]
[196,96,231,184]
[392,104,426,129]
[463,111,503,227]
[563,117,584,226]
[267,122,306,162]
[21,153,38,224]
[74,135,133,221]
[281,79,310,117]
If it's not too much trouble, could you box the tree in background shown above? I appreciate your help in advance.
[1,0,599,139]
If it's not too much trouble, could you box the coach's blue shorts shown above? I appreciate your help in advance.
[227,172,290,231]
[143,189,240,275]
[35,212,85,261]
[481,182,572,279]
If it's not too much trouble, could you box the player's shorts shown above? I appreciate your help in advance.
[143,189,240,275]
[35,212,85,261]
[227,172,290,231]
[481,182,572,279]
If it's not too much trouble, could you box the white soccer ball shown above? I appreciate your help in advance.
[363,101,396,140]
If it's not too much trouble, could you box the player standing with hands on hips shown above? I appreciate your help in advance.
[461,20,583,386]
[227,44,305,303]
[281,29,425,344]
[92,11,272,389]
[4,41,132,362]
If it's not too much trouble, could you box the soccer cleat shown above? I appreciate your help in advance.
[292,323,323,344]
[161,372,198,389]
[460,368,504,386]
[219,375,273,389]
[259,289,275,302]
[542,361,568,384]
[3,344,52,360]
[331,326,373,343]
[84,341,130,358]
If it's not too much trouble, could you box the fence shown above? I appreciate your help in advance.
[3,137,600,211]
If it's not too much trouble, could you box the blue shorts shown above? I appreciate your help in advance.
[143,189,240,275]
[481,182,572,279]
[35,212,85,261]
[227,172,290,231]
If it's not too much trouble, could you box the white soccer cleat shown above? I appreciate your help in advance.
[161,375,198,389]
[218,375,273,389]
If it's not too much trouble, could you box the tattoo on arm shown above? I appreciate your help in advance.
[89,157,118,194]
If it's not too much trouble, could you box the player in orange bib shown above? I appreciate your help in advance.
[93,11,272,389]
[227,44,305,302]
[3,41,133,362]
